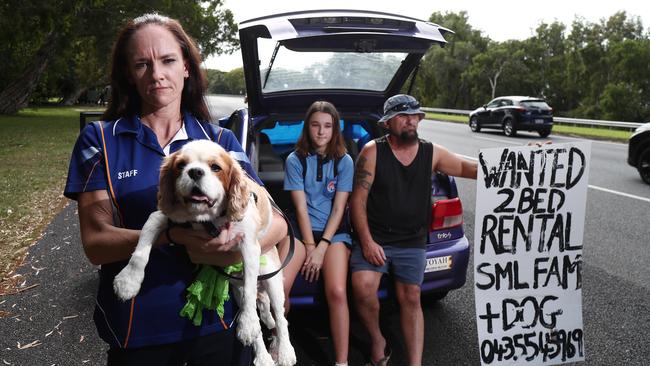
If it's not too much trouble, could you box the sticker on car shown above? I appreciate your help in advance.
[425,255,453,273]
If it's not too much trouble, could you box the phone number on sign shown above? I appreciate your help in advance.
[480,328,584,364]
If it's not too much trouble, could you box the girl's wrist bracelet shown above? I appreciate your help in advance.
[320,237,332,245]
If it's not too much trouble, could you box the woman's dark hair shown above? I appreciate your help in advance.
[295,101,346,159]
[102,13,210,121]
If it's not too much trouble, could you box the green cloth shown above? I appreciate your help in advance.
[179,255,268,326]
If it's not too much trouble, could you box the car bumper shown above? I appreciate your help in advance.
[628,141,639,167]
[518,118,553,131]
[420,235,470,294]
[288,235,471,307]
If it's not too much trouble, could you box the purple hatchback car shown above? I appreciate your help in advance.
[220,10,470,307]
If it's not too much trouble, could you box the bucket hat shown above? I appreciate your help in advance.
[378,94,425,125]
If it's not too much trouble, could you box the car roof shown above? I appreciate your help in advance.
[494,96,546,102]
[238,9,452,117]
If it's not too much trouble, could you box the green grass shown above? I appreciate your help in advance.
[425,112,468,124]
[0,106,102,291]
[425,112,632,142]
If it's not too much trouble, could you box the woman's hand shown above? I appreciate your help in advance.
[168,223,243,266]
[301,243,327,282]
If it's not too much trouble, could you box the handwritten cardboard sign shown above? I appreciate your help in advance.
[473,142,590,365]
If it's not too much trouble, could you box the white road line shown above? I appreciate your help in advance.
[588,185,650,203]
[455,154,650,203]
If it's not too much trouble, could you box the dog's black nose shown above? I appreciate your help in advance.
[187,168,204,181]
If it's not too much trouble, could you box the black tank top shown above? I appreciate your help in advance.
[367,136,433,248]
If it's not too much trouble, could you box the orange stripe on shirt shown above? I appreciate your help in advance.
[82,159,101,192]
[98,122,134,347]
[123,298,136,348]
[97,122,125,226]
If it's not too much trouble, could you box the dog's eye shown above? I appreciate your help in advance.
[177,162,187,170]
[210,164,221,172]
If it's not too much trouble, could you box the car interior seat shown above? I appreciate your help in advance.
[258,132,284,172]
[345,138,359,162]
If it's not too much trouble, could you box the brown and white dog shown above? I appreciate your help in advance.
[113,139,296,366]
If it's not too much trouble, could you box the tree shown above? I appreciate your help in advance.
[600,82,641,122]
[463,41,527,100]
[565,11,647,119]
[0,0,238,114]
[524,21,567,108]
[414,11,489,108]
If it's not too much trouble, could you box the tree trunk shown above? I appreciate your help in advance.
[61,86,87,106]
[0,32,58,115]
[489,64,504,99]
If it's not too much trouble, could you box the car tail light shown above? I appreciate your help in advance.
[515,106,526,112]
[431,197,463,230]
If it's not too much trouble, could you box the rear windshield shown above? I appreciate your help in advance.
[258,38,407,93]
[519,100,550,109]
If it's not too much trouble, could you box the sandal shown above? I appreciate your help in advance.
[365,344,392,366]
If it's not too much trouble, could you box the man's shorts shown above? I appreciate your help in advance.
[350,245,426,285]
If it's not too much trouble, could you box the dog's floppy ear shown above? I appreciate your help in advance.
[226,159,250,221]
[157,153,179,214]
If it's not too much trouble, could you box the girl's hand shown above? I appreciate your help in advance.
[301,243,327,282]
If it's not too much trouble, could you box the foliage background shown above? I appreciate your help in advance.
[411,11,650,122]
[0,7,648,121]
[0,0,238,112]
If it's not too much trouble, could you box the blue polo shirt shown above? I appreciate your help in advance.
[64,111,260,349]
[283,152,353,230]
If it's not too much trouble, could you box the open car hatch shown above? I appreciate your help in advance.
[238,10,452,116]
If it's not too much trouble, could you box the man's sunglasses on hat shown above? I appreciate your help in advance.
[386,101,420,113]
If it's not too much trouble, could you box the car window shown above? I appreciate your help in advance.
[487,100,501,108]
[501,99,513,106]
[259,120,371,158]
[258,38,408,93]
[520,100,550,109]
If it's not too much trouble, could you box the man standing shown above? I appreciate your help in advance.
[350,94,477,366]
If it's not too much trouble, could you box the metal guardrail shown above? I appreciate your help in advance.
[552,116,642,129]
[421,107,644,130]
[422,107,473,115]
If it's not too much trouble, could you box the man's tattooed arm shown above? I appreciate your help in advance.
[354,155,373,191]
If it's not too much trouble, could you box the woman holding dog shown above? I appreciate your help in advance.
[64,13,286,365]
[281,101,354,366]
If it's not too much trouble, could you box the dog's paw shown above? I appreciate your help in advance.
[253,350,275,366]
[113,265,144,301]
[275,340,297,366]
[236,310,261,345]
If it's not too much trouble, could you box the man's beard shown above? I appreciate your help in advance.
[389,129,419,143]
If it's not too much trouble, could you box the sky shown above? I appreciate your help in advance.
[203,0,649,71]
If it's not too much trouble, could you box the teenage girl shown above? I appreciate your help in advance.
[281,100,354,366]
